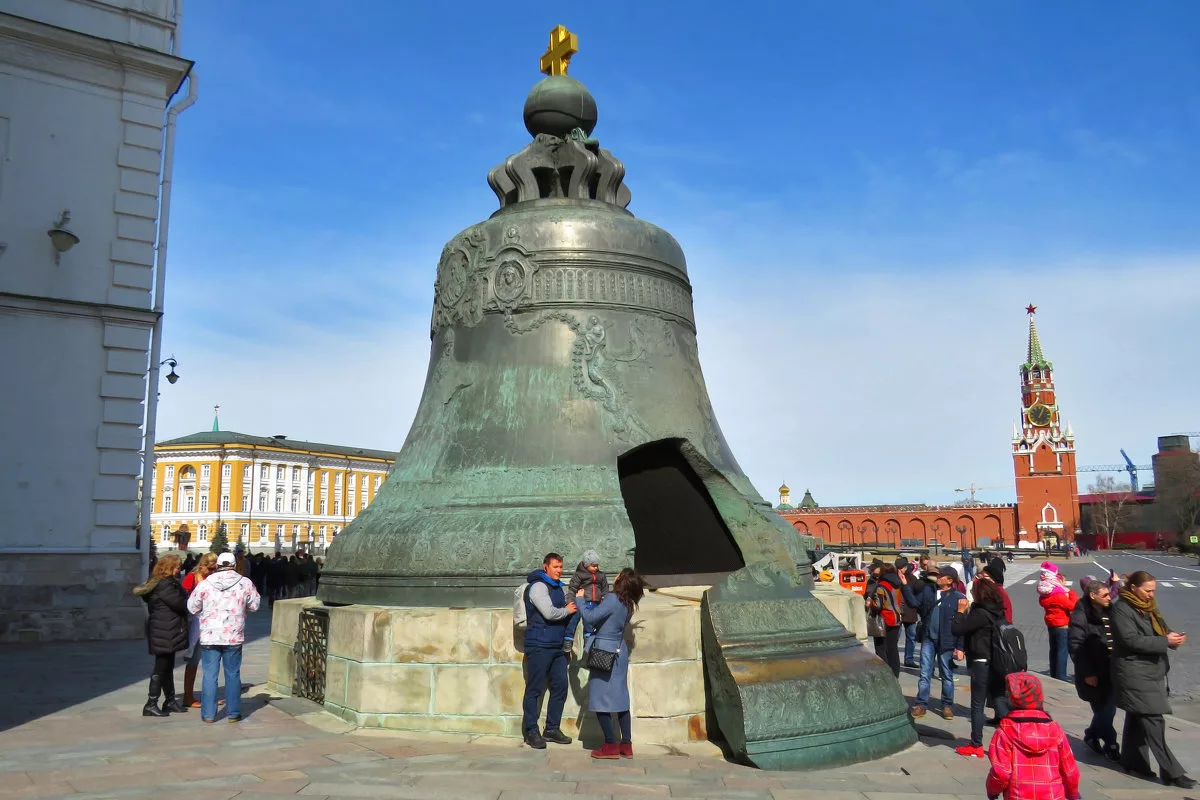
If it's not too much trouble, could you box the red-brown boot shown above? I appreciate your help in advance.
[590,743,621,759]
[182,664,199,708]
[619,742,633,759]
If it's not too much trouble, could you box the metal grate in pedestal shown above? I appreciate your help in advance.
[293,606,329,704]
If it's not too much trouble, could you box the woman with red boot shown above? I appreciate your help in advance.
[577,568,645,759]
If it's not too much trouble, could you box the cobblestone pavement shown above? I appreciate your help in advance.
[1,605,1197,799]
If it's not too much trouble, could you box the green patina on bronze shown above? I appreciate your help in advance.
[702,562,917,770]
[315,56,914,770]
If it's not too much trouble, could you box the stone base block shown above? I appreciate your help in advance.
[268,587,709,744]
[810,582,869,643]
[0,552,144,642]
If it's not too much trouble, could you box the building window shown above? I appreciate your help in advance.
[320,500,327,514]
[374,476,381,490]
[333,500,341,516]
[258,523,268,541]
[201,464,210,480]
[320,524,327,541]
[260,464,269,480]
[322,472,329,486]
[241,496,248,512]
[222,463,231,479]
[274,493,283,512]
[241,523,249,540]
[165,465,175,481]
[292,466,301,482]
[185,494,195,512]
[199,495,209,512]
[290,494,299,512]
[292,524,300,540]
[308,471,315,484]
[221,495,230,512]
[335,473,343,488]
[162,492,172,513]
[276,465,285,481]
[349,473,357,490]
[243,464,251,481]
[198,523,208,540]
[277,523,286,540]
[347,500,355,517]
[307,496,313,513]
[258,493,267,512]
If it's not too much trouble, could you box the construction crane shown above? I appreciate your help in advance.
[1078,453,1151,492]
[954,483,1005,503]
[1120,449,1139,491]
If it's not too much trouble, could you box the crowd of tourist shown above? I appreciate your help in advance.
[179,548,322,604]
[862,552,1194,793]
[131,543,1194,791]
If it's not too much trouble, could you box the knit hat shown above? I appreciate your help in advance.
[1006,672,1044,711]
[982,563,1005,585]
[1040,560,1058,574]
[580,549,601,567]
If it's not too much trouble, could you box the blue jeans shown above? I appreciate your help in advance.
[1048,626,1070,681]
[915,640,954,708]
[1086,690,1118,746]
[522,646,568,734]
[902,622,918,664]
[200,645,243,721]
[563,600,597,642]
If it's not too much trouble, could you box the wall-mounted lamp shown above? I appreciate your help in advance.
[160,357,180,384]
[47,209,80,265]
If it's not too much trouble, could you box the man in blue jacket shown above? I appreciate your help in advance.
[899,564,965,720]
[521,552,577,749]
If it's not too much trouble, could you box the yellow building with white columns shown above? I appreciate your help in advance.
[150,431,396,554]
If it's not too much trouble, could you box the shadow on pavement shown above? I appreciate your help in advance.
[0,609,274,732]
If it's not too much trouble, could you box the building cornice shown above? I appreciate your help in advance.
[0,291,158,324]
[0,11,191,92]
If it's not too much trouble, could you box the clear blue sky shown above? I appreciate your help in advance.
[159,1,1200,506]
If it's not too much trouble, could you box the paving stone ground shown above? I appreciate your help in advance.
[1,607,1197,799]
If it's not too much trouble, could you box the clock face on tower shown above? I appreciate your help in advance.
[1027,403,1053,427]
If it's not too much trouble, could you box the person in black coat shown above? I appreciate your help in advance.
[1068,578,1119,761]
[950,579,1010,756]
[132,554,189,717]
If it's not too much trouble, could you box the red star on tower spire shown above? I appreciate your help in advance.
[1025,304,1037,315]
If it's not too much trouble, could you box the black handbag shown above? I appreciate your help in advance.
[585,645,618,672]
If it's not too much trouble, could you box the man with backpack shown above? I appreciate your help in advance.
[899,565,965,719]
[518,553,577,750]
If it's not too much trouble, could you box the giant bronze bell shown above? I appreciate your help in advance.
[318,29,915,768]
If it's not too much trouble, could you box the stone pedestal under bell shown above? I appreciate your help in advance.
[267,583,869,745]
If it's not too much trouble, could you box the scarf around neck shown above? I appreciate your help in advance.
[1119,587,1168,636]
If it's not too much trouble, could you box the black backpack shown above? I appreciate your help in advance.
[991,613,1028,676]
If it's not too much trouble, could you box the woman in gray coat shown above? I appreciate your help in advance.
[577,568,645,760]
[1111,571,1193,789]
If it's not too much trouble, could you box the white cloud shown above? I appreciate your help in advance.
[694,255,1200,506]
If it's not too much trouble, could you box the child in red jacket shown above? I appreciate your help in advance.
[986,672,1080,800]
[1037,562,1078,681]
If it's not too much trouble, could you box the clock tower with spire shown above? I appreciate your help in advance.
[1012,305,1080,545]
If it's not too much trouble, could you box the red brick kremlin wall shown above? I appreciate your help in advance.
[778,505,1018,549]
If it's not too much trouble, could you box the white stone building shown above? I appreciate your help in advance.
[0,0,192,641]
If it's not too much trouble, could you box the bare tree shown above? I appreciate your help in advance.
[1086,475,1133,550]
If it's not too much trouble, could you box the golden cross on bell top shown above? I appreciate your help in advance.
[539,25,578,76]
